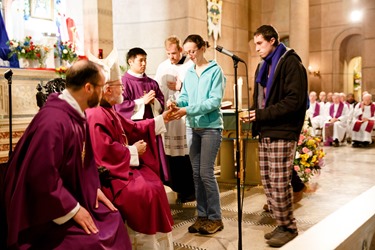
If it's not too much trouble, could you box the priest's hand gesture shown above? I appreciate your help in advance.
[169,107,186,120]
[134,140,147,155]
[73,206,99,235]
[143,90,156,104]
[96,188,118,211]
[162,107,174,123]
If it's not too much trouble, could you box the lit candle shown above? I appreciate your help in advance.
[238,77,243,110]
[233,77,243,110]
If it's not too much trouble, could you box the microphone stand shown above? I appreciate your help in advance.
[232,58,243,250]
[1,69,12,249]
[4,69,13,157]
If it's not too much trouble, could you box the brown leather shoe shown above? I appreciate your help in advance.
[188,217,207,233]
[198,219,224,234]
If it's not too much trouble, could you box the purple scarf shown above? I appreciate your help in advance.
[329,102,344,118]
[313,102,320,117]
[256,43,287,102]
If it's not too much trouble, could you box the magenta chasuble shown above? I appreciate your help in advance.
[4,94,131,249]
[86,101,173,234]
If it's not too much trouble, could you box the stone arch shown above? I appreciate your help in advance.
[331,27,363,93]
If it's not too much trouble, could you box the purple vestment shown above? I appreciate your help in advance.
[115,72,164,119]
[86,102,173,234]
[115,72,169,181]
[4,94,131,249]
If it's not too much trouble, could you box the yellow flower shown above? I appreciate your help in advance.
[300,153,309,161]
[307,139,316,146]
[302,161,310,167]
[311,155,317,163]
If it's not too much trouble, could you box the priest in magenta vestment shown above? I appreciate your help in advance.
[3,60,131,249]
[86,50,174,249]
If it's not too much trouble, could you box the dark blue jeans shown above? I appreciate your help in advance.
[187,128,222,220]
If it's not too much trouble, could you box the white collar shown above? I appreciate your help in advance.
[59,89,86,118]
[127,69,144,78]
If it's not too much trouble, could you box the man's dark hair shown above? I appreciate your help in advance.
[254,25,280,46]
[126,47,147,65]
[65,60,102,91]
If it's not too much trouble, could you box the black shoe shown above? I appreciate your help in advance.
[266,227,298,247]
[176,193,196,203]
[264,226,284,240]
[352,141,359,148]
[363,141,370,147]
[333,139,339,147]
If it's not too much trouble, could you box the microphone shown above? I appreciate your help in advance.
[215,45,245,63]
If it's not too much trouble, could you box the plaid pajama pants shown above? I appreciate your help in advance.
[259,137,297,230]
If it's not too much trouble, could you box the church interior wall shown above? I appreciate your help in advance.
[112,0,251,104]
[362,1,375,95]
[1,0,375,162]
[260,0,290,37]
[1,0,375,105]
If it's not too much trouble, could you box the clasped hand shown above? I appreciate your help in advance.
[134,140,147,155]
[142,90,156,104]
[164,100,186,121]
[240,110,256,122]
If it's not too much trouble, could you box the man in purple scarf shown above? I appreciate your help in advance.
[3,60,131,249]
[242,25,308,247]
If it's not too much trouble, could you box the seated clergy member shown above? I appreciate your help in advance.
[323,92,350,147]
[3,60,131,249]
[308,91,325,136]
[351,93,375,147]
[86,50,174,250]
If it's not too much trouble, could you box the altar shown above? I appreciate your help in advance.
[217,109,261,185]
[0,68,56,163]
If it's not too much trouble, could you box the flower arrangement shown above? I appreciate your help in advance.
[54,41,77,64]
[294,111,326,183]
[55,66,68,79]
[7,36,50,66]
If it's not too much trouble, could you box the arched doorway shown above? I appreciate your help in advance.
[346,56,362,101]
[339,34,362,94]
[332,28,363,94]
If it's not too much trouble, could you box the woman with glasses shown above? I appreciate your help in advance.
[169,34,226,234]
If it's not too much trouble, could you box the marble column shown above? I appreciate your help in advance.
[289,0,309,68]
[362,1,375,94]
[82,0,113,58]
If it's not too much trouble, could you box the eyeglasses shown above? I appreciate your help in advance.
[186,49,199,55]
[92,83,106,88]
[108,83,124,89]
